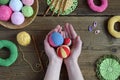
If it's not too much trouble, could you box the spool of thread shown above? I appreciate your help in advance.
[57,45,70,58]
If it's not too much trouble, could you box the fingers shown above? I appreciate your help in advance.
[69,24,77,39]
[76,36,82,48]
[64,23,77,39]
[64,23,72,38]
[54,25,61,32]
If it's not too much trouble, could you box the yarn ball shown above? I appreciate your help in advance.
[22,0,34,6]
[9,0,23,11]
[11,12,25,25]
[17,31,31,46]
[64,38,72,46]
[22,6,34,17]
[57,45,71,58]
[48,32,64,47]
[0,0,9,4]
[0,5,12,21]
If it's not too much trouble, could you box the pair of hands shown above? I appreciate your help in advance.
[44,23,82,64]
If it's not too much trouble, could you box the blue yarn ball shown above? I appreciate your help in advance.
[49,32,64,47]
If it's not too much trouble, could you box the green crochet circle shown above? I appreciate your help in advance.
[96,55,120,80]
[0,40,18,67]
[47,0,78,15]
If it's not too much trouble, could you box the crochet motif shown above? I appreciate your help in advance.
[47,0,78,15]
[96,55,120,80]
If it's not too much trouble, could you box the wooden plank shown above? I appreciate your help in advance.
[39,0,120,16]
[0,17,120,80]
[0,16,109,30]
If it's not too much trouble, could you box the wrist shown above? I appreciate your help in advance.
[64,59,78,66]
[49,58,63,65]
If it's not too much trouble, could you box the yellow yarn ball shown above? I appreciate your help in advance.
[17,31,31,46]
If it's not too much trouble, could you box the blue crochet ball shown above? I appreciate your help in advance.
[49,32,64,47]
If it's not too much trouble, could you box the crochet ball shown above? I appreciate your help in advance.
[49,32,64,47]
[0,5,12,21]
[57,45,71,58]
[22,0,34,6]
[9,0,23,11]
[11,12,25,25]
[64,38,72,46]
[17,31,31,46]
[0,0,9,4]
[22,6,34,17]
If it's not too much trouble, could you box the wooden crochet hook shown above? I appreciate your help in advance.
[43,0,55,16]
[51,0,59,16]
[57,0,64,16]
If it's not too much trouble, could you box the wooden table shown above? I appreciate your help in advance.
[0,0,120,80]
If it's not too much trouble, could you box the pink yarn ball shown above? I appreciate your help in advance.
[0,5,12,21]
[22,0,34,6]
[11,12,25,25]
[48,32,64,47]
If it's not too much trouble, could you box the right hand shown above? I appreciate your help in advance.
[44,25,63,63]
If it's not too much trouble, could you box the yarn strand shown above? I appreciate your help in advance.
[18,46,41,73]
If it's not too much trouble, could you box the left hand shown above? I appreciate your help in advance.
[63,23,82,63]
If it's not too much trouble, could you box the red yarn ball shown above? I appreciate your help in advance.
[57,45,70,58]
[64,38,72,46]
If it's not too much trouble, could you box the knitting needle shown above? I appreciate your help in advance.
[57,0,64,16]
[62,0,67,13]
[51,0,59,16]
[43,0,55,16]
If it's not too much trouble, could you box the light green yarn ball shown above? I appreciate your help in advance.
[0,0,9,4]
[22,6,34,17]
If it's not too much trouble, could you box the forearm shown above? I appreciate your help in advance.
[44,60,62,80]
[65,60,84,80]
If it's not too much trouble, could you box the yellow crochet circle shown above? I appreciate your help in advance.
[17,31,31,46]
[108,16,120,38]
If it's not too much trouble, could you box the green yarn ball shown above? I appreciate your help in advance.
[0,0,9,4]
[22,6,34,17]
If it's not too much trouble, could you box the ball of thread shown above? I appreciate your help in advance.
[17,31,31,46]
[22,0,34,6]
[64,38,72,46]
[11,12,25,25]
[9,0,23,11]
[0,0,9,4]
[57,45,71,58]
[22,6,34,17]
[48,32,64,47]
[0,5,12,21]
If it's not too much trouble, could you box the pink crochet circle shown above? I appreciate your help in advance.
[87,0,108,12]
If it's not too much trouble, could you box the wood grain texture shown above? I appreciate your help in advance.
[0,0,120,80]
[39,0,120,16]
